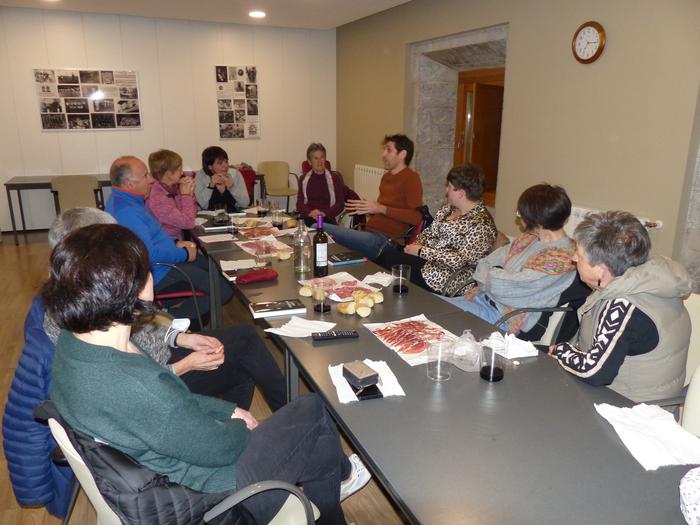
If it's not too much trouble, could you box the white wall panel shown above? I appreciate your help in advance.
[0,6,336,231]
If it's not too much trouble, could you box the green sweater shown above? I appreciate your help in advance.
[51,331,249,493]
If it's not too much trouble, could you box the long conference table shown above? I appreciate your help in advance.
[193,222,690,524]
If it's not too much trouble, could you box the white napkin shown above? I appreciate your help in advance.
[220,259,256,271]
[595,403,700,471]
[195,217,208,226]
[362,272,394,287]
[229,212,246,217]
[243,206,260,214]
[328,359,405,404]
[277,228,298,236]
[264,316,335,338]
[197,210,217,216]
[482,331,538,359]
[198,233,235,243]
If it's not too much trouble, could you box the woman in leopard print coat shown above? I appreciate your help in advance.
[384,164,497,295]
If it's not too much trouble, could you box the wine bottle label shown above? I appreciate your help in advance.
[315,243,328,266]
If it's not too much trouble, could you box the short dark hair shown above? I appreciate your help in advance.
[446,164,485,201]
[574,211,650,276]
[201,146,229,176]
[383,134,414,166]
[517,184,571,231]
[42,224,153,333]
[306,143,327,161]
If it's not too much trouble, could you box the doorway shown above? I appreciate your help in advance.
[453,68,504,207]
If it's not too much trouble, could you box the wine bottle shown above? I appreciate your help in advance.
[313,215,328,277]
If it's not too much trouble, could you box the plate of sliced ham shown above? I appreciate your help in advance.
[299,272,379,302]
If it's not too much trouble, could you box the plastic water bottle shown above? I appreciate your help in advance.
[293,220,312,274]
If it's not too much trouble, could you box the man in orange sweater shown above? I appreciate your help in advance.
[324,134,424,259]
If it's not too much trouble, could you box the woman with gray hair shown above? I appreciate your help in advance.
[549,210,692,403]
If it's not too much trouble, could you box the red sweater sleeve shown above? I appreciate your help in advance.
[326,172,346,221]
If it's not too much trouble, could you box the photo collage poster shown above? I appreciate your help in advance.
[33,68,142,130]
[215,65,259,139]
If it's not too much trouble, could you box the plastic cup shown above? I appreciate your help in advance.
[427,340,453,381]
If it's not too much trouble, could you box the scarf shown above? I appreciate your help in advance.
[301,169,335,209]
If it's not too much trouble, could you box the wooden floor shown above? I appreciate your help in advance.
[0,232,407,525]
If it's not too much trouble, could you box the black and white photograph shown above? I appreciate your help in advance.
[57,84,81,97]
[81,85,99,97]
[91,113,116,128]
[116,114,141,127]
[64,98,90,113]
[245,66,257,83]
[56,70,79,84]
[92,99,114,112]
[41,113,66,129]
[34,68,142,132]
[119,86,138,99]
[67,114,91,129]
[40,98,63,113]
[79,70,100,84]
[245,84,258,99]
[246,99,259,116]
[215,64,260,139]
[34,69,55,83]
[216,66,228,83]
[219,123,235,138]
[219,111,234,123]
[117,99,140,113]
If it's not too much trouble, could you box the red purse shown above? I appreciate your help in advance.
[236,268,278,284]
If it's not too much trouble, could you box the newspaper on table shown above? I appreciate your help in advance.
[235,236,292,256]
[299,272,379,302]
[364,314,458,366]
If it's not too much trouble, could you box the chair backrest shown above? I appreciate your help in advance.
[257,161,291,189]
[683,364,700,436]
[51,175,100,212]
[48,418,122,525]
[684,293,700,387]
[489,230,510,254]
[404,206,433,245]
[300,160,332,174]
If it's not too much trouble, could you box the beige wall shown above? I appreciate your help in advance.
[337,0,700,255]
[0,7,336,230]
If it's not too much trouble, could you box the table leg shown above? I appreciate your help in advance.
[17,189,27,237]
[207,256,223,329]
[285,349,299,402]
[6,188,18,245]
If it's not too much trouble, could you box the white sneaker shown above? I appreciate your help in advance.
[340,454,371,502]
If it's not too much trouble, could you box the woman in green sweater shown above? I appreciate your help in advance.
[44,224,369,524]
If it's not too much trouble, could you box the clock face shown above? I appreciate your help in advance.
[572,21,606,63]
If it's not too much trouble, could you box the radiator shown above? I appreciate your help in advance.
[564,205,663,237]
[353,164,384,200]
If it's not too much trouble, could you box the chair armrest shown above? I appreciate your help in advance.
[203,480,316,524]
[495,306,573,326]
[153,262,203,329]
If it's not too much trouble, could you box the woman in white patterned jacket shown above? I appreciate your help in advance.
[382,163,497,295]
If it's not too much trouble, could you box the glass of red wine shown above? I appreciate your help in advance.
[479,344,505,382]
[391,264,411,295]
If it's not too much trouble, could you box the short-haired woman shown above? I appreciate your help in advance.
[296,143,346,224]
[194,146,249,212]
[146,149,196,240]
[45,224,368,524]
[548,211,692,402]
[446,184,578,333]
[381,164,497,295]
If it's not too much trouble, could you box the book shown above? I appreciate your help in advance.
[328,251,368,266]
[249,299,307,319]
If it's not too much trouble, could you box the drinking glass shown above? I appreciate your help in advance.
[427,340,453,381]
[392,264,411,294]
[479,344,505,382]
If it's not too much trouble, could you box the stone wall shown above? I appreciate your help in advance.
[679,147,700,292]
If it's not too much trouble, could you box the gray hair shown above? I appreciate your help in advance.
[573,210,650,277]
[48,207,116,248]
[109,156,137,186]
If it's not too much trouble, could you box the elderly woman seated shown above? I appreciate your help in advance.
[44,224,369,524]
[297,142,346,225]
[445,184,579,334]
[379,163,497,295]
[548,211,692,403]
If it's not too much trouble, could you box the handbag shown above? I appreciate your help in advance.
[236,269,278,284]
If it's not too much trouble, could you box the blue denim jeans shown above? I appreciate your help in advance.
[322,223,388,259]
[234,394,351,525]
[441,292,507,329]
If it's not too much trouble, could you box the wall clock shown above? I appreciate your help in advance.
[572,21,606,64]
